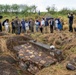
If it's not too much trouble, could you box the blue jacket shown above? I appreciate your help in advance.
[21,20,25,27]
[45,20,49,26]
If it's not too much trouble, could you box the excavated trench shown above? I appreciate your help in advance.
[0,33,64,75]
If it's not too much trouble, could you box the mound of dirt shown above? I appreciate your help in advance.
[0,62,19,75]
[0,55,18,64]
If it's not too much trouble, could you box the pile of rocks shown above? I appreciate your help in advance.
[14,43,57,75]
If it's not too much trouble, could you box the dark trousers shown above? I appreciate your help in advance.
[12,27,15,33]
[31,26,34,32]
[15,27,20,35]
[32,27,34,32]
[40,27,43,33]
[20,26,22,33]
[69,23,73,32]
[50,25,53,33]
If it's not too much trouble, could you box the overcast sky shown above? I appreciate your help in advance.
[0,0,76,11]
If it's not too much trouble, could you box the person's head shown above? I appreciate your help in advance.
[71,13,73,16]
[50,18,53,21]
[42,18,45,20]
[36,20,38,22]
[12,19,14,21]
[25,19,28,22]
[53,18,55,21]
[15,16,18,20]
[6,19,9,22]
[57,18,60,21]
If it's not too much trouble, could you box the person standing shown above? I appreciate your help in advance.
[21,19,26,33]
[4,19,9,33]
[18,19,22,34]
[41,18,45,33]
[68,13,74,32]
[11,19,15,34]
[58,18,62,31]
[25,20,29,34]
[55,18,58,30]
[35,20,39,32]
[45,18,49,33]
[14,17,20,35]
[39,20,44,33]
[49,18,55,33]
[30,19,35,33]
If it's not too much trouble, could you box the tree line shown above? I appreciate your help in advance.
[46,5,76,15]
[0,4,76,15]
[0,4,37,14]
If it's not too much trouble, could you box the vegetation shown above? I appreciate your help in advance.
[0,4,76,19]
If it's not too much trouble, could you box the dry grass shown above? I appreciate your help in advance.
[36,63,76,75]
[31,31,76,75]
[0,38,8,52]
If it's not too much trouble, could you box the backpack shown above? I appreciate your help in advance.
[2,20,6,26]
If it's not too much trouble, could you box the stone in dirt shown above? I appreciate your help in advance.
[66,63,76,70]
[66,57,76,71]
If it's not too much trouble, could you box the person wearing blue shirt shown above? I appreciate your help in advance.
[21,19,26,33]
[58,19,62,31]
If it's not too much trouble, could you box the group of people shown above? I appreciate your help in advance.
[35,18,64,33]
[0,13,74,34]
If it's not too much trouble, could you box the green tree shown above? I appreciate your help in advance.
[31,5,37,13]
[4,5,11,13]
[46,6,50,13]
[50,4,57,14]
[11,4,19,14]
[0,4,4,13]
[59,8,71,15]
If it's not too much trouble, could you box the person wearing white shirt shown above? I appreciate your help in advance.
[55,19,58,30]
[35,20,39,32]
[4,19,9,33]
[41,18,45,26]
[25,20,29,33]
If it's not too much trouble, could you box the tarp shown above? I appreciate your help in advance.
[44,14,53,20]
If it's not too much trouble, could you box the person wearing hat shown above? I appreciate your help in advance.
[68,13,74,32]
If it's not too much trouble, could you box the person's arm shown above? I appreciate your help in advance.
[68,14,71,18]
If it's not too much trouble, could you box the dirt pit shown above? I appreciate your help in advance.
[0,34,33,75]
[14,43,57,75]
